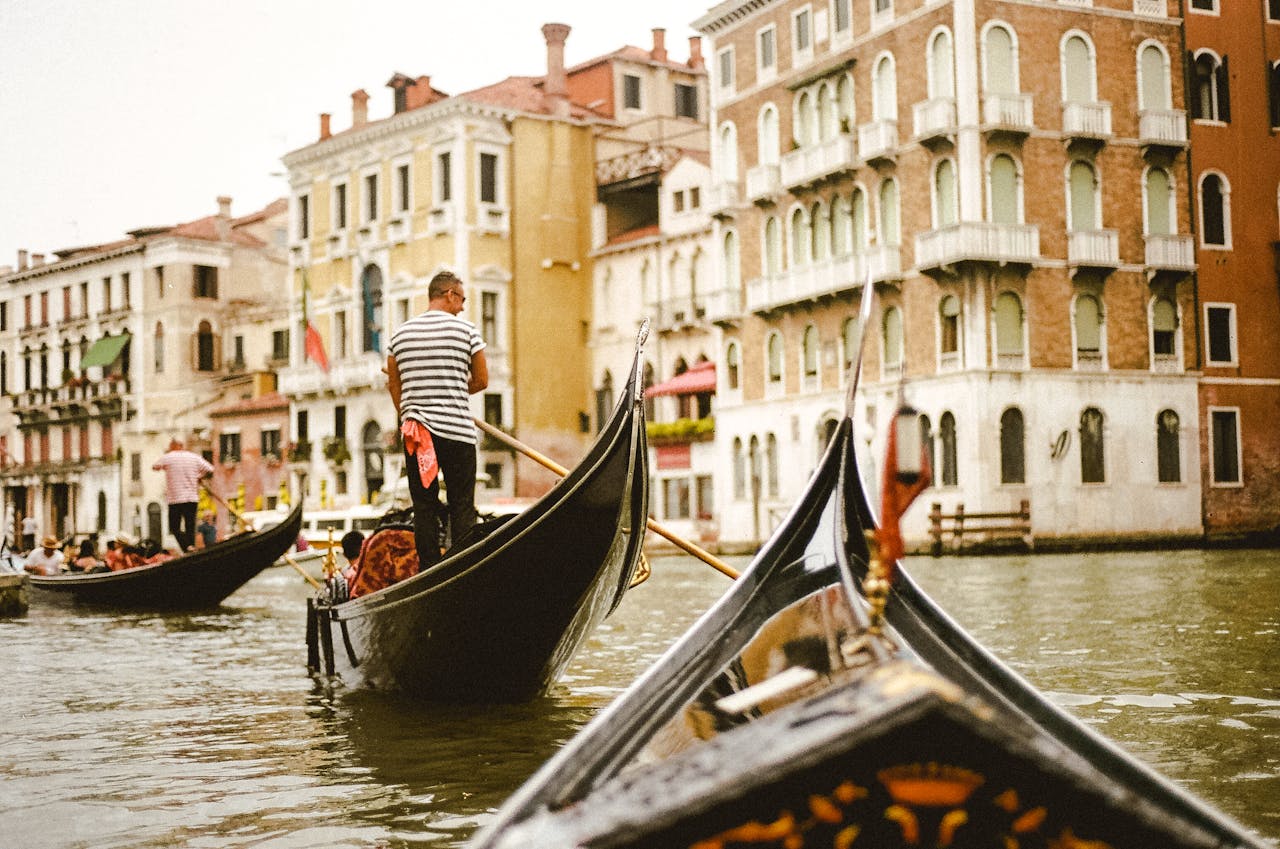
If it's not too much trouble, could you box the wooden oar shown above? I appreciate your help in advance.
[201,483,249,533]
[472,418,740,580]
[282,553,325,591]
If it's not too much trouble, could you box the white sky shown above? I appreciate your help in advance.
[0,0,711,268]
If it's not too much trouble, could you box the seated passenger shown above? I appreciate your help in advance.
[339,530,365,585]
[70,539,105,573]
[106,533,146,571]
[24,535,65,576]
[347,529,419,599]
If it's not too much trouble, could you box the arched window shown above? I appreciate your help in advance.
[1074,294,1103,364]
[994,292,1025,360]
[795,90,817,147]
[1199,172,1229,246]
[882,305,903,373]
[790,207,811,266]
[818,82,839,141]
[1152,297,1178,361]
[939,294,961,358]
[983,24,1016,95]
[1080,407,1105,483]
[765,433,779,497]
[733,437,746,499]
[1138,43,1171,111]
[725,341,740,390]
[1000,407,1025,484]
[595,370,613,433]
[933,159,957,227]
[879,179,900,246]
[196,321,216,372]
[1157,409,1180,483]
[759,105,780,165]
[872,54,897,121]
[1190,51,1230,122]
[767,332,784,386]
[97,491,108,532]
[919,414,935,485]
[764,217,783,275]
[722,230,740,295]
[153,322,164,374]
[842,316,858,370]
[818,417,839,461]
[851,187,869,251]
[940,411,958,486]
[1144,168,1173,235]
[832,196,852,255]
[642,361,655,420]
[989,154,1020,224]
[1068,161,1098,231]
[836,75,855,129]
[811,202,830,261]
[802,325,819,380]
[360,263,384,353]
[1061,34,1096,103]
[749,435,762,500]
[718,122,739,183]
[928,29,955,100]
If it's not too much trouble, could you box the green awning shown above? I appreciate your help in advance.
[80,333,131,368]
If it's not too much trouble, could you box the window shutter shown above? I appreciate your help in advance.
[213,333,223,371]
[1185,52,1200,120]
[1270,62,1280,129]
[1216,55,1230,123]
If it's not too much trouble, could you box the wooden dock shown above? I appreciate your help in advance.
[0,572,29,617]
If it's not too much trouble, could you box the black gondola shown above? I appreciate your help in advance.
[469,307,1267,848]
[28,503,303,611]
[307,327,650,702]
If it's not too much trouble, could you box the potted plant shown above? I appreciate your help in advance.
[322,436,351,468]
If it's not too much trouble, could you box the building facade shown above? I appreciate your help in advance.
[696,0,1205,546]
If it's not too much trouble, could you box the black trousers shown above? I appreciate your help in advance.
[169,502,198,551]
[404,432,476,569]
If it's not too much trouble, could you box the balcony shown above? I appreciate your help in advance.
[982,93,1034,138]
[279,354,385,399]
[653,296,707,333]
[916,222,1040,275]
[1133,0,1167,16]
[386,216,411,245]
[1067,230,1120,273]
[857,120,898,165]
[746,254,859,314]
[780,136,856,189]
[1139,109,1188,154]
[1062,101,1112,146]
[1144,233,1196,279]
[706,180,741,219]
[477,204,510,236]
[912,97,956,147]
[745,164,781,205]
[427,204,455,236]
[703,286,743,325]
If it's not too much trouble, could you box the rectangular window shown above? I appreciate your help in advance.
[674,83,698,119]
[1190,0,1217,10]
[663,477,691,520]
[298,194,310,239]
[364,173,378,222]
[718,48,734,91]
[194,265,218,299]
[695,475,714,520]
[62,286,71,320]
[219,432,241,463]
[121,271,130,309]
[673,190,685,212]
[484,462,503,490]
[131,452,141,482]
[271,329,288,361]
[758,28,776,73]
[232,335,245,367]
[484,392,503,426]
[689,187,701,209]
[23,295,31,327]
[875,0,892,11]
[794,9,812,54]
[102,278,111,312]
[1269,61,1280,129]
[481,291,497,342]
[396,163,411,213]
[40,292,48,324]
[834,0,851,33]
[1270,0,1280,20]
[261,428,281,459]
[396,297,410,326]
[334,405,347,439]
[1210,408,1240,484]
[334,311,348,359]
[623,74,642,109]
[334,182,348,229]
[437,152,451,202]
[1205,304,1236,365]
[479,152,498,204]
[297,409,309,442]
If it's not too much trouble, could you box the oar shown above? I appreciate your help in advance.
[472,417,740,580]
[282,553,325,591]
[201,483,249,533]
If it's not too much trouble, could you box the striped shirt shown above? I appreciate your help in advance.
[390,310,486,444]
[152,450,214,504]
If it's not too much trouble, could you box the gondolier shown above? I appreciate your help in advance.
[152,438,213,552]
[385,270,488,568]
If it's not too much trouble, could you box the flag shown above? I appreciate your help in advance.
[301,270,329,373]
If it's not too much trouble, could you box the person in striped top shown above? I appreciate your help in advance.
[386,271,488,567]
[152,438,214,551]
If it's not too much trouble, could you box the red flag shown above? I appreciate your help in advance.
[301,270,329,373]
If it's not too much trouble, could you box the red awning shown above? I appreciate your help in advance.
[646,361,716,397]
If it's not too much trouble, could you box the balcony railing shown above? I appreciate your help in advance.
[916,222,1040,272]
[706,180,741,217]
[745,164,780,204]
[427,204,455,235]
[1062,101,1112,141]
[857,120,898,164]
[983,93,1034,135]
[1067,229,1120,269]
[279,354,385,398]
[912,97,956,143]
[780,135,856,189]
[746,254,861,313]
[1138,109,1188,149]
[653,296,707,331]
[1144,233,1196,272]
[1133,0,1167,16]
[703,286,743,324]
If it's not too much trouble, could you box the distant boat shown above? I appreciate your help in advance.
[28,504,303,611]
[307,329,650,702]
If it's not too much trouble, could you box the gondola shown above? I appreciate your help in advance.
[469,304,1267,848]
[28,502,303,611]
[307,327,650,702]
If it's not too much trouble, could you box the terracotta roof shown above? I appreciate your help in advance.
[567,45,705,75]
[647,360,716,397]
[606,224,661,246]
[209,391,290,418]
[462,75,599,119]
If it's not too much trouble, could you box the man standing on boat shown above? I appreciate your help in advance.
[152,438,214,552]
[385,270,488,568]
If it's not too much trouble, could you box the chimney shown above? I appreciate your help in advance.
[319,112,332,140]
[32,253,45,267]
[542,23,571,118]
[651,28,668,63]
[216,196,232,240]
[17,249,28,271]
[688,36,704,69]
[351,89,369,128]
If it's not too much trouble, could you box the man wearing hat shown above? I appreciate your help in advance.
[24,535,65,575]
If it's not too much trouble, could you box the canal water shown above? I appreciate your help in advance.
[1,548,1276,847]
